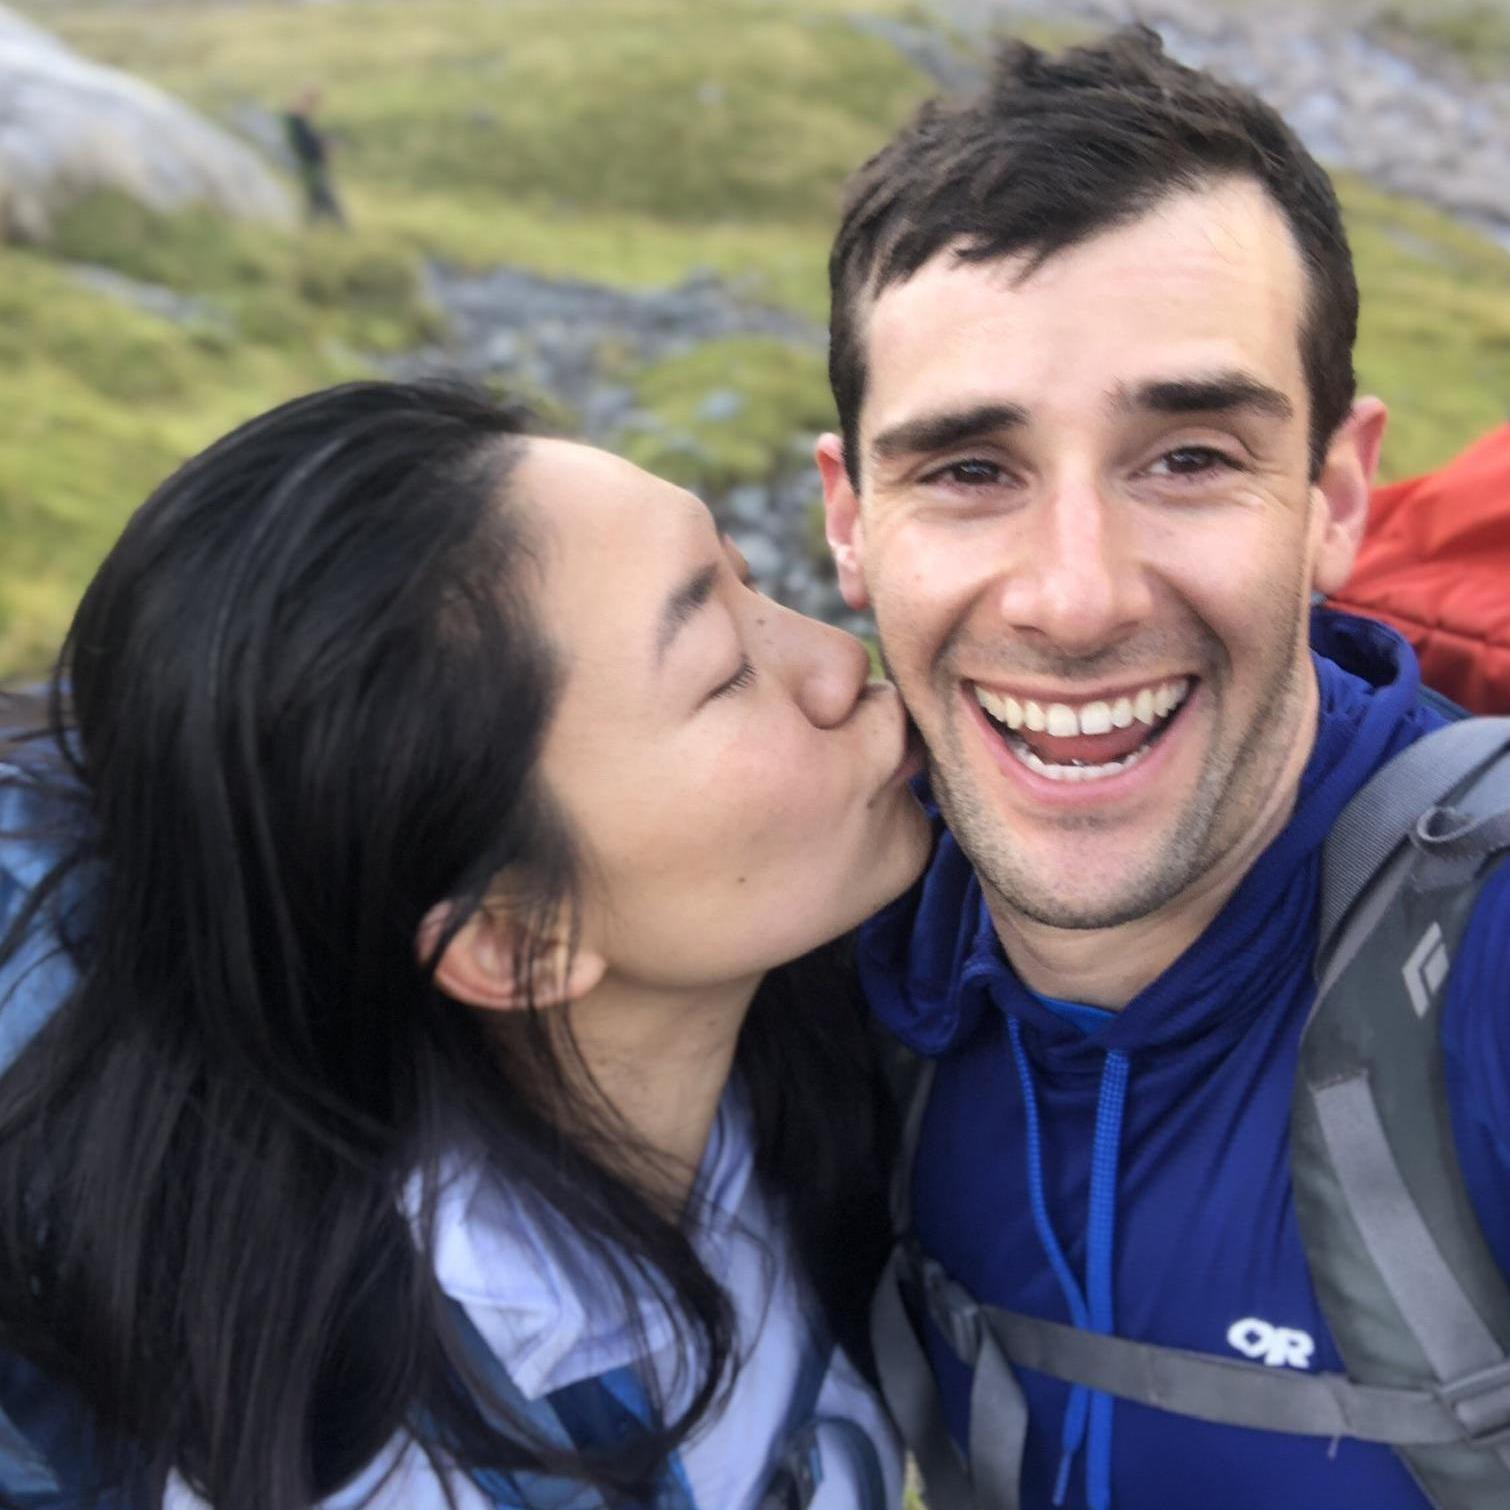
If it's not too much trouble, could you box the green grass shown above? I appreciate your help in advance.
[2,0,1508,677]
[0,185,443,674]
[1343,175,1510,481]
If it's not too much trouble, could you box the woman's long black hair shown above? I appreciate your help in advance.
[0,382,895,1509]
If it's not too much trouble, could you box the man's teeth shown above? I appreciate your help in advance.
[974,677,1191,737]
[1013,740,1153,782]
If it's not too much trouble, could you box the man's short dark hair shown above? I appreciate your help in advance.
[828,26,1358,484]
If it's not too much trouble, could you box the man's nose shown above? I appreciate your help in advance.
[769,604,873,728]
[994,479,1154,654]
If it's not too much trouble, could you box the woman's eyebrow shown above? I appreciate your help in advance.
[654,560,721,667]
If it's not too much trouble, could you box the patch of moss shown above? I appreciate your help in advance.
[617,337,832,492]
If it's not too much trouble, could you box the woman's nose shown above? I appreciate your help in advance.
[768,603,873,728]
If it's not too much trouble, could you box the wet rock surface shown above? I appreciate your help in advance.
[391,263,819,435]
[386,263,864,629]
[927,0,1510,248]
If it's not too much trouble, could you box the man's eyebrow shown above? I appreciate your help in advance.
[654,560,721,667]
[869,402,1029,464]
[1119,372,1294,422]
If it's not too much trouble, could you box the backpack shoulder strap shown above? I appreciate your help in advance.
[428,1298,703,1510]
[1294,716,1510,1510]
[0,1348,151,1509]
[1317,716,1510,971]
[870,1045,1029,1510]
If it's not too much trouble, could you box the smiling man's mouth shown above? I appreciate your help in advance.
[973,676,1193,782]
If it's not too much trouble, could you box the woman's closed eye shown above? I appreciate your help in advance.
[709,657,757,700]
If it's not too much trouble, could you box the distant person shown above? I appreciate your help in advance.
[0,381,929,1508]
[284,85,345,226]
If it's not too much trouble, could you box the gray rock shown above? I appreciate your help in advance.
[913,0,1510,247]
[482,329,522,369]
[391,261,821,428]
[0,4,293,242]
[579,383,637,433]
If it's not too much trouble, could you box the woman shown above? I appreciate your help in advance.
[0,382,933,1509]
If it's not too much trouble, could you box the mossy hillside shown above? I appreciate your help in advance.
[37,0,938,301]
[2,0,1508,682]
[0,189,444,676]
[1,0,947,677]
[48,191,439,353]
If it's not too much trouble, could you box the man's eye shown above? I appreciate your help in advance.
[709,659,757,700]
[1152,446,1237,477]
[924,459,1007,487]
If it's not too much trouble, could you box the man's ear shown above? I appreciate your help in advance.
[417,903,605,1013]
[815,432,871,612]
[1311,396,1388,597]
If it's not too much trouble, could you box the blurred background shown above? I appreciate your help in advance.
[1,0,1506,680]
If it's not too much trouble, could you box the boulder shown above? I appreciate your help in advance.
[0,3,293,242]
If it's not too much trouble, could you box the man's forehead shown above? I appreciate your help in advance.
[861,179,1304,338]
[856,180,1309,426]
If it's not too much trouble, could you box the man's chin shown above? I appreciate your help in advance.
[976,824,1214,933]
[994,880,1185,933]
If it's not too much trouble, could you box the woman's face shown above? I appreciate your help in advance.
[519,440,932,996]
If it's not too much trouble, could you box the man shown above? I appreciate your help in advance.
[816,27,1510,1510]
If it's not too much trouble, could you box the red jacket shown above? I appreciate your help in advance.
[1333,423,1510,714]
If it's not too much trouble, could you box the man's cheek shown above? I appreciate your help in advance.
[876,597,946,678]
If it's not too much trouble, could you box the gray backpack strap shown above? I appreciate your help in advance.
[870,1053,1029,1509]
[1294,717,1510,1510]
[916,1267,1510,1445]
[1317,717,1510,988]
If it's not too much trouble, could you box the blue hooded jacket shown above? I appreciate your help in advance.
[858,611,1510,1510]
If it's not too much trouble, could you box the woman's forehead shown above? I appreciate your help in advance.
[516,438,713,554]
[515,440,724,672]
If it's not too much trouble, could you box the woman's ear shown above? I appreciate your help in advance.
[417,903,606,1013]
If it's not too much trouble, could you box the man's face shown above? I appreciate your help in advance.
[820,179,1380,932]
